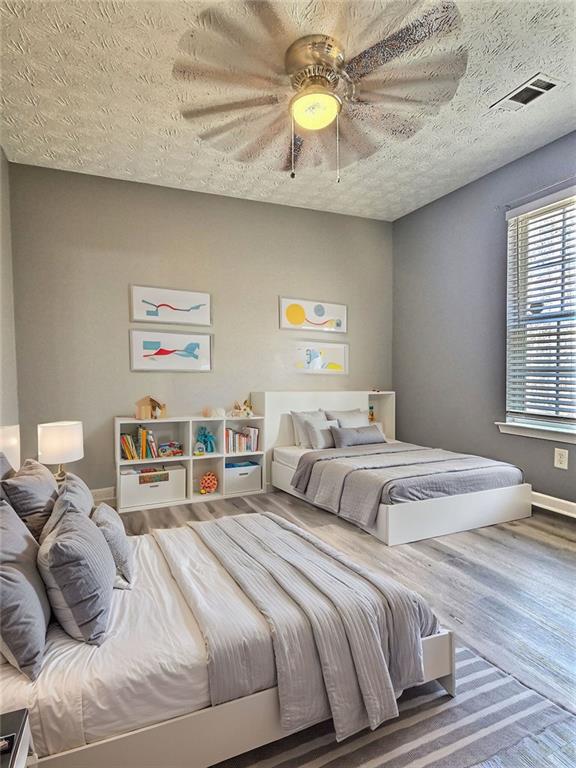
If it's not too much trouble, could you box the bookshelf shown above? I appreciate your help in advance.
[114,415,265,514]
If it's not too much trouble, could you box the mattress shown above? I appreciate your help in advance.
[273,445,311,469]
[0,535,211,758]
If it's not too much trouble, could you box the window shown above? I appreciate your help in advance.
[504,187,575,438]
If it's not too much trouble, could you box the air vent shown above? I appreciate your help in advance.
[490,73,564,111]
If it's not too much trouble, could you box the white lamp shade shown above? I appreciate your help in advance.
[0,424,21,470]
[38,421,84,465]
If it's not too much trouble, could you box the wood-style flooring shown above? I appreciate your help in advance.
[122,491,576,715]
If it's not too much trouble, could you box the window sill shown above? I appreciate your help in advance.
[495,422,576,445]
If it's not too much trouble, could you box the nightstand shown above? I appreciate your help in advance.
[0,710,35,768]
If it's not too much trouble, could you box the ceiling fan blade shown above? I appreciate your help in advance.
[346,102,421,142]
[234,112,287,164]
[344,0,425,58]
[179,8,284,75]
[173,58,284,91]
[354,93,443,116]
[246,1,285,39]
[282,134,304,173]
[345,0,461,81]
[181,95,279,121]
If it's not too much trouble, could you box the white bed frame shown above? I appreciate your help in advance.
[19,405,455,768]
[35,631,455,768]
[252,390,532,546]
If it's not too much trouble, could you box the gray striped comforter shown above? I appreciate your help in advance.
[163,513,439,741]
[292,443,523,529]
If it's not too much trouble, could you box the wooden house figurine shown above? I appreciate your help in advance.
[135,396,167,420]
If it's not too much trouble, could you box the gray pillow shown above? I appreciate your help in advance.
[40,473,94,544]
[0,452,15,501]
[37,513,115,645]
[1,459,58,541]
[91,503,133,590]
[330,424,386,448]
[325,409,371,428]
[0,500,51,680]
[290,410,326,448]
[305,418,339,450]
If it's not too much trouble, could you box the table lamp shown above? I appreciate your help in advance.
[0,424,21,470]
[38,421,84,482]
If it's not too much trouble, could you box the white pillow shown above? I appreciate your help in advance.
[290,410,326,448]
[305,418,339,450]
[325,409,370,428]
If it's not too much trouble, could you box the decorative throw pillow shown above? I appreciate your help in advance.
[290,410,326,448]
[91,503,133,589]
[0,452,15,501]
[325,409,371,428]
[0,500,51,680]
[40,473,94,544]
[1,459,58,541]
[331,424,386,449]
[37,513,115,645]
[305,418,339,450]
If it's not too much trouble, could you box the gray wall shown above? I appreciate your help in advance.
[0,148,19,426]
[10,165,393,488]
[393,131,576,502]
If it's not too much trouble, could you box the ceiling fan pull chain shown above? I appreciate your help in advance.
[336,112,340,183]
[290,114,296,179]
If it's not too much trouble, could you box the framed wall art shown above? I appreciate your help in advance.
[290,342,349,375]
[279,297,347,333]
[131,285,211,326]
[130,330,212,372]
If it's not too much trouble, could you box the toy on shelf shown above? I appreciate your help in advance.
[135,396,167,420]
[199,471,218,494]
[196,426,217,453]
[227,399,254,418]
[201,406,226,418]
[158,441,184,457]
[193,441,205,456]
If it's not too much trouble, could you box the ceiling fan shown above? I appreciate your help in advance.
[173,0,467,178]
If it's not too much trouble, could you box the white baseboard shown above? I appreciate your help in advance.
[92,486,115,504]
[532,491,576,519]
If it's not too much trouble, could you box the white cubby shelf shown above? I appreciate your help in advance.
[115,415,265,514]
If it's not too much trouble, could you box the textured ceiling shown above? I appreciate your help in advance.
[1,0,575,221]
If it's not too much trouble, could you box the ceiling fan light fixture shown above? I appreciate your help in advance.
[290,87,342,131]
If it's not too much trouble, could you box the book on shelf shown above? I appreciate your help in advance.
[120,427,181,461]
[225,426,259,454]
[120,433,138,461]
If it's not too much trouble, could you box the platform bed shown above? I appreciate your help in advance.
[252,391,532,547]
[37,630,455,768]
[272,460,532,546]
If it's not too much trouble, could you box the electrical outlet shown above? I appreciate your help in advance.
[554,448,569,470]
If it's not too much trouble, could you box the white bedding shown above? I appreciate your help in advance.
[273,445,311,470]
[0,535,212,758]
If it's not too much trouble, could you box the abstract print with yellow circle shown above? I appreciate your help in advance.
[281,298,347,333]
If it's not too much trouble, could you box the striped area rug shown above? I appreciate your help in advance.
[215,647,575,768]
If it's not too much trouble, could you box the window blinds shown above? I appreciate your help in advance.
[506,190,576,430]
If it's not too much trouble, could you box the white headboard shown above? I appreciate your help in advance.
[251,391,396,481]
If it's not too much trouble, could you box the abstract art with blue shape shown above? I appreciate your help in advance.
[131,286,211,326]
[130,330,211,372]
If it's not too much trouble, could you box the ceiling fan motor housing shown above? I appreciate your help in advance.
[285,35,345,93]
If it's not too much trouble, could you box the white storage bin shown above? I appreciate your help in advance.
[225,464,262,495]
[120,464,186,508]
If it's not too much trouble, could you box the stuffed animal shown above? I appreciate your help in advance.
[227,399,254,418]
[200,471,218,494]
[197,426,216,453]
